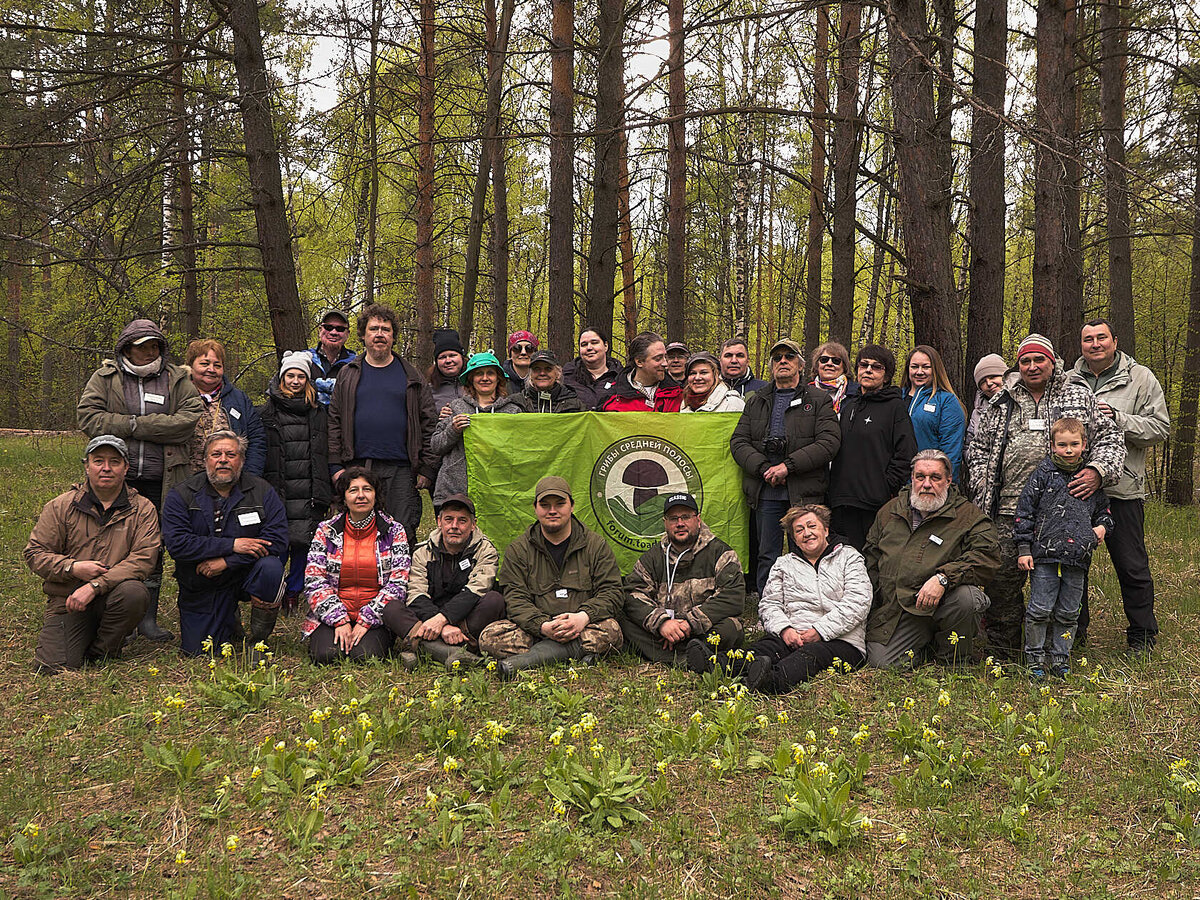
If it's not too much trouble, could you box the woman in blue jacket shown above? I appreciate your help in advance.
[901,345,966,481]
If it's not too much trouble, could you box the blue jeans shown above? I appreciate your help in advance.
[1024,562,1086,667]
[755,498,791,595]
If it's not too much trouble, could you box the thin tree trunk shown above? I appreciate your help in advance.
[459,0,514,347]
[804,3,830,353]
[6,251,20,425]
[1167,117,1200,506]
[617,127,638,343]
[861,146,893,345]
[585,0,625,340]
[887,0,961,385]
[1059,1,1082,355]
[171,0,200,338]
[664,0,686,341]
[211,0,306,354]
[1100,0,1135,356]
[366,0,380,306]
[829,0,863,345]
[491,112,510,353]
[966,0,1006,397]
[414,0,437,365]
[343,171,370,310]
[547,0,575,359]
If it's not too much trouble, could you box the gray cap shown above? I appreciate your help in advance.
[279,350,313,379]
[320,308,350,326]
[83,434,128,460]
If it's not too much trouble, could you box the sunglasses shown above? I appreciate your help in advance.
[771,351,798,363]
[817,355,841,365]
[858,361,885,372]
[321,323,348,333]
[511,343,535,353]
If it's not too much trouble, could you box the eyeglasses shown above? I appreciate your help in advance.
[322,323,348,333]
[817,355,841,365]
[512,343,534,354]
[665,514,697,524]
[771,351,798,363]
[858,361,885,372]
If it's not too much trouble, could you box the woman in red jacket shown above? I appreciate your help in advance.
[596,332,683,412]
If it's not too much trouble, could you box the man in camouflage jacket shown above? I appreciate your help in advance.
[965,334,1125,659]
[621,492,745,669]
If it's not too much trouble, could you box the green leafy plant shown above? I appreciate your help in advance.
[544,749,650,830]
[143,740,219,786]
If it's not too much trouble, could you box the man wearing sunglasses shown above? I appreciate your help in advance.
[307,309,356,406]
[503,331,539,394]
[731,338,841,593]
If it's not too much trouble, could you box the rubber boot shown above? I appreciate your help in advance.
[418,639,456,665]
[497,639,583,680]
[247,606,278,663]
[137,593,174,642]
[444,646,485,672]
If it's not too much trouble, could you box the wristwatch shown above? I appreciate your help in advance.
[935,573,949,588]
[89,580,102,593]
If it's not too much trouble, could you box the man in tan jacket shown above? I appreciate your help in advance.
[24,436,162,673]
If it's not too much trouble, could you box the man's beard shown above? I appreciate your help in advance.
[911,487,949,513]
[207,466,240,488]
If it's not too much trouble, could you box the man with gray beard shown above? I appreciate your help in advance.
[863,450,1002,667]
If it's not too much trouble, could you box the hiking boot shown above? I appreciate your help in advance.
[684,638,714,674]
[1028,666,1047,682]
[743,656,772,691]
[1050,664,1070,680]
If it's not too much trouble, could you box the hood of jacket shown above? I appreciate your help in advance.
[115,319,168,359]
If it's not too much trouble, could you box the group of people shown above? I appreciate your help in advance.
[23,306,1169,691]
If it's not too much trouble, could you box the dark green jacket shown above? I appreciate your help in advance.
[499,516,623,637]
[730,382,841,506]
[863,486,1001,644]
[624,523,745,635]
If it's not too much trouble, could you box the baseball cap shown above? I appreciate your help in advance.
[435,493,476,516]
[83,434,128,460]
[534,476,572,503]
[666,342,690,355]
[530,350,560,367]
[662,492,699,514]
[768,338,803,358]
[320,308,350,326]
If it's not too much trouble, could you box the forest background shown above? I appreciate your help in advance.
[1,0,1199,503]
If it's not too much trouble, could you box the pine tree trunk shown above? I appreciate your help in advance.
[212,0,306,355]
[490,112,510,353]
[804,3,830,353]
[172,0,200,338]
[966,0,1006,397]
[618,127,638,343]
[547,0,575,360]
[1166,118,1200,506]
[1100,0,1135,356]
[829,0,863,345]
[665,0,686,341]
[414,0,437,364]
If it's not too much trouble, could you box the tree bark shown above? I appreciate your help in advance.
[965,0,1006,397]
[459,0,514,348]
[1167,117,1200,506]
[490,110,510,354]
[585,0,625,341]
[829,0,863,346]
[664,0,687,342]
[365,0,381,307]
[211,0,306,355]
[1100,0,1135,356]
[172,0,200,338]
[414,0,437,364]
[804,3,830,353]
[617,126,638,344]
[1031,0,1080,353]
[547,0,575,360]
[887,0,961,385]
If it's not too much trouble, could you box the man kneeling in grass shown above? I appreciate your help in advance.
[24,435,161,673]
[621,492,745,670]
[479,476,624,678]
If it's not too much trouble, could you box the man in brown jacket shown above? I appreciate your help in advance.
[479,476,624,678]
[863,450,1001,667]
[25,436,161,673]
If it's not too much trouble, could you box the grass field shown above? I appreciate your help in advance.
[0,433,1198,899]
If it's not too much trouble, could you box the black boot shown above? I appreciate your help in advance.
[137,593,174,642]
[418,639,456,665]
[247,606,278,661]
[497,639,583,680]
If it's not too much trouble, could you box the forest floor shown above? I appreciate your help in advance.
[0,433,1198,899]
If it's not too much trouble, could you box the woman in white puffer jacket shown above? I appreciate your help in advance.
[680,353,746,413]
[742,503,872,692]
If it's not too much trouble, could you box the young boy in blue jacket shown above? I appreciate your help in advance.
[1014,417,1114,679]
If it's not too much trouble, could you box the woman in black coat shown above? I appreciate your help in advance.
[260,351,333,613]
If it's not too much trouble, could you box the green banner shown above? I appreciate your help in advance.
[464,412,749,571]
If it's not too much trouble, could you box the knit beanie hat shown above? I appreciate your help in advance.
[279,350,312,379]
[433,328,465,359]
[972,353,1007,386]
[1016,333,1055,361]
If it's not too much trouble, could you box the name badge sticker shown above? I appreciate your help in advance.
[923,403,937,413]
[144,392,166,405]
[459,559,472,571]
[1029,418,1046,431]
[238,511,262,526]
[229,408,242,419]
[555,589,569,599]
[929,534,944,545]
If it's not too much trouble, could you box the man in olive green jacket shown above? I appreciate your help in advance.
[864,450,1001,667]
[479,476,624,677]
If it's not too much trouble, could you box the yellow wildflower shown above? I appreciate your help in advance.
[225,835,239,852]
[175,849,189,866]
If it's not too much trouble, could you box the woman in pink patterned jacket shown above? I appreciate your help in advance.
[302,467,410,664]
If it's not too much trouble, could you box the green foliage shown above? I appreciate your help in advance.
[143,741,219,787]
[544,751,651,831]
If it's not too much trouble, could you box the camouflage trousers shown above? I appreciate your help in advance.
[985,516,1028,661]
[477,617,624,659]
